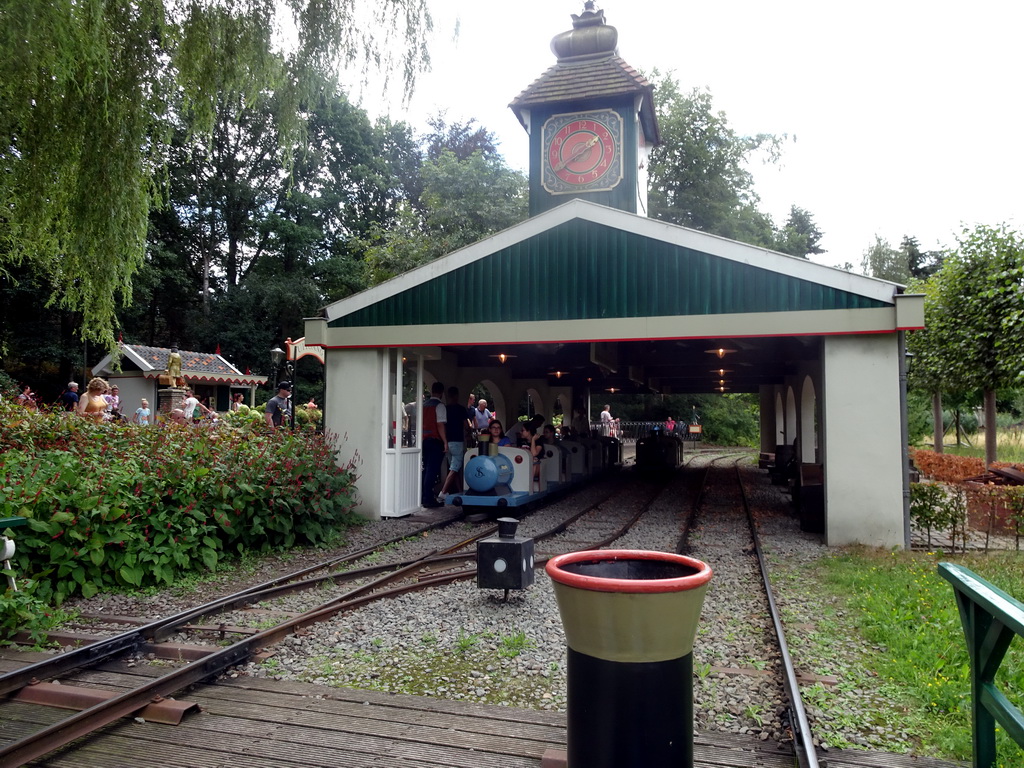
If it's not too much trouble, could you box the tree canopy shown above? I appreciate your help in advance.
[907,223,1024,464]
[648,74,780,245]
[0,0,432,353]
[362,116,528,284]
[861,234,945,283]
[646,73,825,257]
[861,236,910,283]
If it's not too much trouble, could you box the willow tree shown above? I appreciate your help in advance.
[0,0,432,352]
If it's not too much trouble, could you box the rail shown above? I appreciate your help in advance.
[938,562,1024,768]
[737,461,820,768]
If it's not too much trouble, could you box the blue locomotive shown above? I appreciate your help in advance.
[445,433,615,509]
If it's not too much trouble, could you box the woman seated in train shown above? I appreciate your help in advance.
[487,419,512,447]
[520,423,544,486]
[542,424,558,443]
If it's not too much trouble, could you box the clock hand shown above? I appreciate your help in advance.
[554,135,599,172]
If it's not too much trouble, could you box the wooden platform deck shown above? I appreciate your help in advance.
[1,649,965,768]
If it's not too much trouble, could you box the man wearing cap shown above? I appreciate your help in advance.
[265,381,293,428]
[60,382,79,412]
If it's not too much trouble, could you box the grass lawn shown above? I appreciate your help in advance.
[807,547,1024,766]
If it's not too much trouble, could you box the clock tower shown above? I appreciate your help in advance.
[510,2,660,217]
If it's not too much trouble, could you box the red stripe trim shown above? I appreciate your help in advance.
[546,549,712,594]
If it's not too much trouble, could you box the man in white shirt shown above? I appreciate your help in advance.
[471,399,493,432]
[183,389,214,422]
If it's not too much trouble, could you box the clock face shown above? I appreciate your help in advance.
[542,110,624,195]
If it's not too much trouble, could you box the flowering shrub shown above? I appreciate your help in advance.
[0,402,359,611]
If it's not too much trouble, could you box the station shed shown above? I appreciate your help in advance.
[92,343,268,413]
[304,3,923,547]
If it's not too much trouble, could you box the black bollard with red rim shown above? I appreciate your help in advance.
[545,549,712,768]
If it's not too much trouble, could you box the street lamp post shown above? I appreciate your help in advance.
[269,346,296,430]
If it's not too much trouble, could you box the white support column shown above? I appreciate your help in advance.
[822,335,905,548]
[325,348,386,520]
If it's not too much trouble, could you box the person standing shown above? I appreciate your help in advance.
[104,385,123,420]
[133,399,152,425]
[600,404,613,436]
[77,378,110,421]
[471,398,493,432]
[183,388,213,422]
[15,385,36,410]
[264,382,292,428]
[420,381,447,508]
[571,406,590,437]
[665,415,677,434]
[438,386,468,500]
[59,382,79,412]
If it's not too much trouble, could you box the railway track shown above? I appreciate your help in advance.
[682,454,819,768]
[0,469,676,766]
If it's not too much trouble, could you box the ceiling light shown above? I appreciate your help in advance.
[490,353,517,364]
[710,368,732,376]
[705,347,736,359]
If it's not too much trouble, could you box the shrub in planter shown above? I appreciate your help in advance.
[910,482,967,551]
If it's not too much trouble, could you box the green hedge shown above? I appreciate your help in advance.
[0,402,359,612]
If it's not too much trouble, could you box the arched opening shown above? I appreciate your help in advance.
[774,390,785,449]
[785,386,797,450]
[800,376,817,463]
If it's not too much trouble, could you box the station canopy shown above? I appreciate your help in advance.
[314,199,916,395]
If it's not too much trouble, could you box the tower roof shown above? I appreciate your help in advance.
[509,3,659,145]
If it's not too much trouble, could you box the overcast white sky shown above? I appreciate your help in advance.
[347,1,1024,270]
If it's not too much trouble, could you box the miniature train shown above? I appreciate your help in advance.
[633,427,685,473]
[444,434,621,510]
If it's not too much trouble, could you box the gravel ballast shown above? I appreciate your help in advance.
[62,452,932,757]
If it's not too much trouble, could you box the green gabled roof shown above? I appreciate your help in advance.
[328,212,891,330]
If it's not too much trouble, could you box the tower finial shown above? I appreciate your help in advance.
[552,2,618,60]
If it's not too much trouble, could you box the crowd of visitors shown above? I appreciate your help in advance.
[7,376,262,429]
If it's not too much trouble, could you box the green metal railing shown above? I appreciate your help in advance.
[938,562,1024,768]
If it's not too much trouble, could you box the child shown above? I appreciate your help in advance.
[133,399,151,425]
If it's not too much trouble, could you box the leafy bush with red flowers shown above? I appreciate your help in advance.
[0,401,360,609]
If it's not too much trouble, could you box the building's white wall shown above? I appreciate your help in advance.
[823,334,905,547]
[325,349,386,520]
[100,373,153,417]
